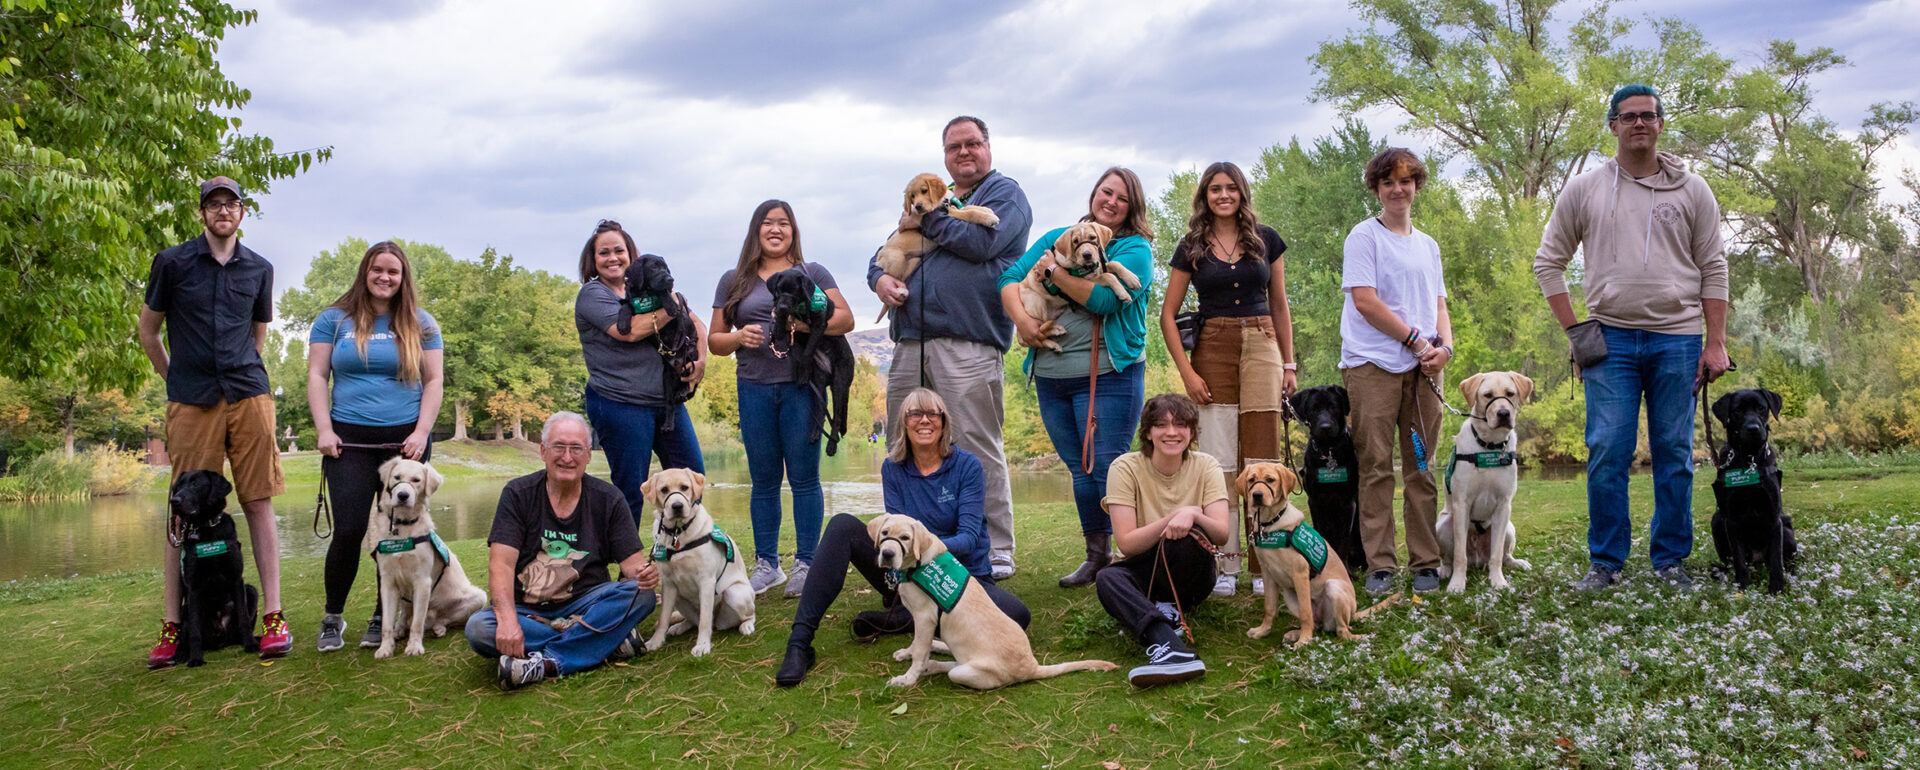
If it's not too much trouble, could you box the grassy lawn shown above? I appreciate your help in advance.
[9,463,1920,768]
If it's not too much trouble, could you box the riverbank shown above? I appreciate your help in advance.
[6,465,1919,767]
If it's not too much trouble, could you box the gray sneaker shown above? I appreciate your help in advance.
[316,615,346,653]
[1654,563,1694,589]
[358,615,384,649]
[1573,565,1623,591]
[749,557,786,595]
[783,561,810,598]
[990,554,1015,581]
[1211,573,1236,597]
[607,626,644,662]
[498,652,549,691]
[1412,568,1441,593]
[1364,571,1395,595]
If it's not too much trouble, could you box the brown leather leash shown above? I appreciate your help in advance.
[1147,531,1218,644]
[312,441,408,539]
[1081,321,1102,474]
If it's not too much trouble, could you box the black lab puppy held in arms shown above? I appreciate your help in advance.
[170,470,259,666]
[767,266,856,456]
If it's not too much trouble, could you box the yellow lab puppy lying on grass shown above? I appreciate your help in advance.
[1238,463,1396,649]
[870,514,1115,689]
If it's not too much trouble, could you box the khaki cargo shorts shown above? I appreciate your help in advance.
[166,393,286,503]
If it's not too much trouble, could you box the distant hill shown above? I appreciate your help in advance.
[847,327,894,372]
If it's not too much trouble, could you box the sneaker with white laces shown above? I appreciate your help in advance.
[749,557,787,595]
[498,652,551,690]
[783,561,810,598]
[1212,573,1236,597]
[1128,640,1206,687]
[607,627,644,662]
[317,615,346,653]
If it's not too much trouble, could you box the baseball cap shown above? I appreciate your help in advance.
[200,176,243,205]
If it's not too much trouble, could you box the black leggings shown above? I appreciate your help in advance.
[1094,535,1216,645]
[789,514,1030,645]
[322,421,430,616]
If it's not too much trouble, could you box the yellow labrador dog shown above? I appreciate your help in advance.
[641,468,755,657]
[369,458,487,658]
[1016,222,1142,350]
[1238,463,1395,648]
[1436,371,1536,593]
[872,172,1001,322]
[869,514,1115,689]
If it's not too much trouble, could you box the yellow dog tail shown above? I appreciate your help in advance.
[1353,592,1402,622]
[1030,659,1120,679]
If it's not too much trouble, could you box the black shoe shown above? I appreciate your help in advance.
[1058,532,1112,589]
[1128,623,1205,688]
[851,605,912,642]
[775,643,815,688]
[1412,568,1441,593]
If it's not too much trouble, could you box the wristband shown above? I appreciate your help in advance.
[1439,344,1454,357]
[1403,328,1421,347]
[1282,362,1298,371]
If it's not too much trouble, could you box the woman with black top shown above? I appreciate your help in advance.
[1158,161,1297,598]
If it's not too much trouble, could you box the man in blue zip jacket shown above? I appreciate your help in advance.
[869,115,1033,579]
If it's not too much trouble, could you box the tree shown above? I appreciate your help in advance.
[0,0,328,388]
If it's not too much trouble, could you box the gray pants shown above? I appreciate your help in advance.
[887,338,1015,565]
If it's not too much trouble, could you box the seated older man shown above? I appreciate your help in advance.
[465,411,659,690]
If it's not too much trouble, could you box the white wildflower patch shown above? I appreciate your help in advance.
[1250,517,1920,768]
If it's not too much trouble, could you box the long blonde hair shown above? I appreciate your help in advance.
[889,388,953,465]
[330,241,426,384]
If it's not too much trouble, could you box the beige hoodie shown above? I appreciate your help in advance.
[1533,151,1729,335]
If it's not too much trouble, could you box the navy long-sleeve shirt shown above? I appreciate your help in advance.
[881,448,989,577]
[867,170,1032,352]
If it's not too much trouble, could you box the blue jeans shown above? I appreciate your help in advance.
[1034,362,1146,535]
[464,580,655,675]
[584,385,705,528]
[1583,324,1701,571]
[738,379,824,564]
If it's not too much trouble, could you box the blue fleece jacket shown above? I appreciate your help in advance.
[997,228,1154,376]
[867,170,1032,352]
[881,448,989,577]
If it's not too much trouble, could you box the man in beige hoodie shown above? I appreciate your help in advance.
[1534,85,1733,591]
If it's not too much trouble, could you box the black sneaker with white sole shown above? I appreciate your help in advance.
[358,615,384,649]
[317,615,346,653]
[1128,640,1206,687]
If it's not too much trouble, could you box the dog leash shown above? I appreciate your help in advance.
[310,441,408,539]
[1081,320,1102,474]
[1147,532,1217,645]
[1699,381,1726,471]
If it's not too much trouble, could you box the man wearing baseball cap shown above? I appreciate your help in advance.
[137,176,292,666]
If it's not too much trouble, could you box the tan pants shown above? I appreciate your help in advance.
[887,338,1015,564]
[1343,363,1442,573]
[1193,316,1284,576]
[165,394,285,503]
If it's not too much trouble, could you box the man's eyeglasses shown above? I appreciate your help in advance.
[904,409,945,423]
[943,140,986,154]
[547,443,590,457]
[1612,111,1661,126]
[202,200,245,214]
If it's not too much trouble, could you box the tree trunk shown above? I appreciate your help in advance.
[511,417,525,441]
[61,398,76,460]
[492,420,504,441]
[452,400,470,441]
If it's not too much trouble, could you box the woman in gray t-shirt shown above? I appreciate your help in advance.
[573,220,707,525]
[707,200,853,599]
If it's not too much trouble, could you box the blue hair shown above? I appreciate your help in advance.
[1608,84,1662,120]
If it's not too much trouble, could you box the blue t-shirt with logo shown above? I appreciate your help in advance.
[880,448,988,577]
[310,307,443,427]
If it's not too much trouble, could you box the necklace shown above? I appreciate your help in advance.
[1209,234,1240,268]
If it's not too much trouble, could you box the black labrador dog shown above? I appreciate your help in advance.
[1710,388,1798,594]
[767,266,855,455]
[618,254,701,404]
[170,470,259,666]
[1289,386,1365,574]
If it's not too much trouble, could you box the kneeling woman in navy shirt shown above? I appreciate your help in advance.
[775,388,1030,687]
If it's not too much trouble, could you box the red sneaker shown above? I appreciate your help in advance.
[147,621,181,669]
[259,611,292,659]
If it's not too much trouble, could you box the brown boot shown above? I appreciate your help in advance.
[1058,532,1113,588]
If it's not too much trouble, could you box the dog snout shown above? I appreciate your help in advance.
[1250,490,1268,506]
[1496,408,1513,426]
[394,488,412,504]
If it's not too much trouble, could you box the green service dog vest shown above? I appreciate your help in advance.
[652,526,736,563]
[374,531,452,565]
[1254,523,1329,579]
[897,552,970,613]
[1445,448,1516,493]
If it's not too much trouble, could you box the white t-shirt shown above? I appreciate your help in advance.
[1340,217,1447,373]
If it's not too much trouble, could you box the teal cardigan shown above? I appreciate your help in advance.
[995,228,1154,377]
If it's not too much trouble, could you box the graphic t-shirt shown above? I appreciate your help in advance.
[487,471,642,609]
[309,307,443,426]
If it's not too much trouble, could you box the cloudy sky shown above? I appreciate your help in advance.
[223,0,1918,327]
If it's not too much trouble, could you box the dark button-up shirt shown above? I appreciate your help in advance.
[143,235,274,406]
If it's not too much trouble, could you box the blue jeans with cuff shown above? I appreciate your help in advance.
[1583,324,1700,571]
[738,379,824,565]
[584,384,705,529]
[464,579,655,675]
[1035,361,1146,536]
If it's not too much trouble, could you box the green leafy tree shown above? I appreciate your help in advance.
[0,0,327,388]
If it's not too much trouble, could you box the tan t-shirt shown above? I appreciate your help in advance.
[1102,451,1228,528]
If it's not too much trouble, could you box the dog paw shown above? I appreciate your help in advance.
[1489,576,1511,590]
[739,619,756,636]
[1289,635,1314,650]
[1435,565,1453,579]
[430,625,448,638]
[1509,558,1532,570]
[1447,578,1468,594]
[373,644,394,660]
[892,647,914,662]
[886,674,917,689]
[643,637,665,652]
[1247,625,1271,639]
[404,641,426,656]
[690,642,711,658]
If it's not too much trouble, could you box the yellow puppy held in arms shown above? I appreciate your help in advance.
[872,172,1001,322]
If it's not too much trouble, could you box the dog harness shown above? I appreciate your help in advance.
[1253,522,1329,578]
[1717,446,1774,488]
[371,531,453,589]
[1445,429,1517,493]
[625,292,664,314]
[892,551,970,614]
[652,525,736,563]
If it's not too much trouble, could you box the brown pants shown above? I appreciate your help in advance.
[1193,315,1283,575]
[165,394,285,503]
[1343,363,1442,573]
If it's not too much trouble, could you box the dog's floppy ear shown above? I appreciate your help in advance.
[867,513,888,545]
[1332,386,1350,419]
[1287,391,1305,421]
[690,471,706,501]
[909,517,945,564]
[639,475,658,506]
[378,456,402,486]
[1759,388,1783,418]
[423,462,444,497]
[1458,373,1484,408]
[1234,465,1256,496]
[1711,393,1736,427]
[1052,227,1075,257]
[1276,465,1300,496]
[208,472,232,506]
[1089,221,1114,249]
[1512,372,1535,404]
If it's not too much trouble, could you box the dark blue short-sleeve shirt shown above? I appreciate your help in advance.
[143,235,275,406]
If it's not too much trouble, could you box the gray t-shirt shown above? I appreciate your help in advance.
[575,280,668,406]
[1031,306,1114,379]
[711,262,839,385]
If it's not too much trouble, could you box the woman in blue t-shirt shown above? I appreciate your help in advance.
[306,240,444,653]
[707,200,854,599]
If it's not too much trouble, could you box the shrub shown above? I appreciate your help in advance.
[84,447,153,497]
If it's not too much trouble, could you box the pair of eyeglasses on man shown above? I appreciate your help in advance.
[1611,111,1661,126]
[943,140,986,154]
[547,443,590,456]
[202,200,245,213]
[904,409,945,423]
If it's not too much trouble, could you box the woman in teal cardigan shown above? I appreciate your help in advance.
[997,166,1156,589]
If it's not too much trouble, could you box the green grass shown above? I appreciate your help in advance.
[8,463,1920,768]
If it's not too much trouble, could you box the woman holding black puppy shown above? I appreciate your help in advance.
[708,200,854,599]
[575,219,708,527]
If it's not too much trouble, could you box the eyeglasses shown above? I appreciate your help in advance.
[904,410,945,423]
[546,443,590,457]
[202,200,244,214]
[943,140,986,154]
[1612,111,1661,126]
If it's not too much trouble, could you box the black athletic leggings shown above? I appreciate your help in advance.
[789,514,1030,645]
[322,421,430,616]
[1094,534,1216,645]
